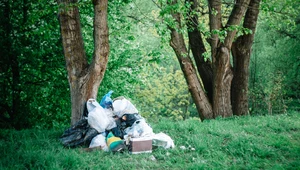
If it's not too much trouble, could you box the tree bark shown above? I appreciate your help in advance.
[212,46,233,117]
[58,0,109,125]
[185,0,213,103]
[209,0,250,117]
[208,0,222,61]
[168,0,213,120]
[169,31,213,120]
[231,0,261,116]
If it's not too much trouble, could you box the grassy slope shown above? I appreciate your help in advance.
[0,111,299,170]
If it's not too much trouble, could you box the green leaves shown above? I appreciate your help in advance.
[249,12,300,114]
[135,64,194,121]
[261,0,300,32]
[0,0,70,129]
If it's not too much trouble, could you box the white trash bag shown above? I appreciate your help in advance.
[125,119,153,138]
[87,99,116,133]
[152,132,175,149]
[89,134,109,152]
[112,97,139,118]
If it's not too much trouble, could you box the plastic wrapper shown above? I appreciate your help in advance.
[152,132,175,149]
[100,90,114,109]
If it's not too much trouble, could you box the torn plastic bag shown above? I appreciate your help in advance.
[59,119,99,148]
[100,90,114,109]
[87,99,116,133]
[89,133,109,152]
[112,97,139,118]
[152,132,175,149]
[124,119,153,138]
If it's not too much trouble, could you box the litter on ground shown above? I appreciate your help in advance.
[60,91,175,154]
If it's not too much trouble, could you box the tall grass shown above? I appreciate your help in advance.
[1,111,299,169]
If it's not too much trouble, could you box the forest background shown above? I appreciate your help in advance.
[0,0,299,129]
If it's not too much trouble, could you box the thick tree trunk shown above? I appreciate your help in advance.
[58,0,109,125]
[212,46,233,117]
[59,0,88,125]
[209,0,250,117]
[231,0,261,116]
[231,45,250,116]
[207,0,233,117]
[168,0,213,120]
[185,0,213,103]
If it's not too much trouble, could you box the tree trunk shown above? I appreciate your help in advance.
[58,0,109,125]
[207,0,233,117]
[212,46,233,117]
[209,0,250,117]
[231,0,261,116]
[185,0,213,103]
[168,0,213,120]
[169,30,213,120]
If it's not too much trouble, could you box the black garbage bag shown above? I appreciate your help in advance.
[121,113,142,127]
[109,113,143,139]
[59,119,99,148]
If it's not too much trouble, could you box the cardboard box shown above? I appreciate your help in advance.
[129,137,152,154]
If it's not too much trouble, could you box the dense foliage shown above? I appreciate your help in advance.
[249,0,300,114]
[0,0,69,129]
[0,0,299,129]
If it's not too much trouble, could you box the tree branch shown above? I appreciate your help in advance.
[208,0,222,63]
[92,0,109,68]
[224,0,251,48]
[186,0,213,103]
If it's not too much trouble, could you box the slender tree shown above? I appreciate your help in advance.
[58,0,109,125]
[167,0,213,120]
[186,0,213,103]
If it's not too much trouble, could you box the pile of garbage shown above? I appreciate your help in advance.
[60,91,174,153]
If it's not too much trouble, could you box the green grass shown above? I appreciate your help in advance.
[1,111,300,170]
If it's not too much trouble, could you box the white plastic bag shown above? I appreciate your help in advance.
[87,99,116,133]
[87,99,101,112]
[125,119,153,138]
[152,132,175,149]
[89,134,109,152]
[112,97,138,117]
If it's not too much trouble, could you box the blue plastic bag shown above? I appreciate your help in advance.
[100,90,113,109]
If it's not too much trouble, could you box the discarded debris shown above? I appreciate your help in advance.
[59,91,175,154]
